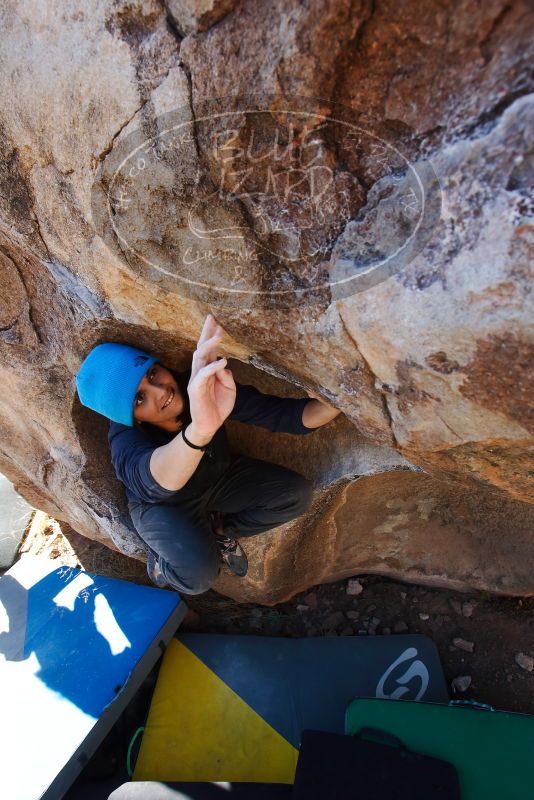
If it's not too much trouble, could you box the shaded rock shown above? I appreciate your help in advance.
[450,599,463,615]
[304,592,318,609]
[322,611,345,629]
[453,637,475,653]
[452,676,472,693]
[347,578,364,596]
[225,624,239,634]
[181,608,201,629]
[515,652,534,672]
[368,617,380,634]
[462,602,476,618]
[166,0,236,35]
[218,465,534,602]
[394,621,409,633]
[265,611,282,634]
[0,473,34,568]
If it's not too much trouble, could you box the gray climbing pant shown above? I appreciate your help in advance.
[128,454,314,595]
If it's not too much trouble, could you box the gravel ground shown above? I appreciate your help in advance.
[185,577,534,714]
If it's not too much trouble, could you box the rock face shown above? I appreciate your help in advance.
[0,0,532,603]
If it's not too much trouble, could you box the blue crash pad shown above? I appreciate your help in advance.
[178,632,449,747]
[0,554,185,800]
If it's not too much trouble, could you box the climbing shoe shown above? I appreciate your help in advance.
[210,510,248,577]
[215,533,249,577]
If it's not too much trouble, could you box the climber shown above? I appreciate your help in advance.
[75,313,341,595]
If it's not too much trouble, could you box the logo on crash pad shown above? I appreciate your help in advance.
[133,356,149,367]
[376,647,430,702]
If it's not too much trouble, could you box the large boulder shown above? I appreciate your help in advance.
[0,0,532,602]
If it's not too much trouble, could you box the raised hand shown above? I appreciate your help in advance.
[187,313,236,437]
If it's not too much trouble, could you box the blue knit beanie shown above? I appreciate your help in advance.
[75,343,159,426]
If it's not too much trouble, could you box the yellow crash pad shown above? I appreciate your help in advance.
[134,639,298,783]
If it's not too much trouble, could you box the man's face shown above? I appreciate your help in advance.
[133,363,185,426]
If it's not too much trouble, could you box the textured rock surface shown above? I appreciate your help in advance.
[166,0,237,35]
[0,0,532,602]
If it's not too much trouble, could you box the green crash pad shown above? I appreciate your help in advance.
[345,698,534,800]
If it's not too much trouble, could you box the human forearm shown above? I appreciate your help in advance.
[302,398,341,429]
[149,422,215,491]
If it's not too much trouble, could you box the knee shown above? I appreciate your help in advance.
[166,546,221,596]
[188,555,221,595]
[129,502,221,595]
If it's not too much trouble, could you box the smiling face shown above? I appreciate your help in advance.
[133,362,185,432]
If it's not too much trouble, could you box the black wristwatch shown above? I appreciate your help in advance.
[182,427,213,458]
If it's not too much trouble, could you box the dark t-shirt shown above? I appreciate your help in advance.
[108,368,315,508]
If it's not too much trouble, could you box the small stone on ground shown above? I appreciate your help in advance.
[515,652,534,672]
[394,620,409,633]
[462,602,476,617]
[453,637,475,653]
[323,610,345,629]
[452,676,472,693]
[347,578,363,596]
